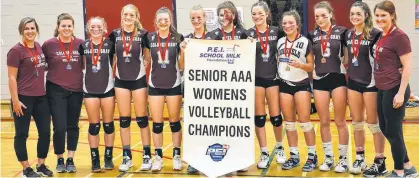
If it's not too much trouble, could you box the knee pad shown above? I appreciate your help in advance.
[136,116,149,128]
[352,121,365,131]
[120,117,131,128]
[254,115,267,128]
[88,123,101,136]
[285,121,297,131]
[153,122,164,134]
[300,122,313,132]
[368,123,382,134]
[170,121,182,133]
[103,121,115,134]
[270,115,283,127]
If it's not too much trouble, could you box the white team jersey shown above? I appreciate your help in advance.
[277,35,311,83]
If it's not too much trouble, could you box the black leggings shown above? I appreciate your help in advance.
[46,81,83,155]
[12,95,51,161]
[377,84,410,170]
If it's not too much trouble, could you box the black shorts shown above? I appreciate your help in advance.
[255,77,277,88]
[84,89,115,99]
[115,76,147,91]
[313,73,347,92]
[149,85,182,96]
[347,78,377,93]
[279,80,312,95]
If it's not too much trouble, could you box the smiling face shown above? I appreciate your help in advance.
[23,22,37,42]
[315,7,332,29]
[350,6,366,27]
[218,8,234,27]
[190,10,205,30]
[282,15,298,36]
[156,12,171,31]
[375,8,393,29]
[57,19,73,38]
[88,18,105,38]
[122,7,137,27]
[252,6,267,26]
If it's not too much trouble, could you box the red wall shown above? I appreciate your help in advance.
[307,0,356,31]
[85,0,173,37]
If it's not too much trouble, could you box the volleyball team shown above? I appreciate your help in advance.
[7,0,416,177]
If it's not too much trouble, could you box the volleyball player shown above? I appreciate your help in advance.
[79,16,115,172]
[42,13,84,173]
[145,7,184,171]
[206,1,248,40]
[108,4,152,171]
[277,10,317,172]
[373,1,417,177]
[307,1,350,172]
[247,1,286,169]
[345,2,387,176]
[7,17,53,177]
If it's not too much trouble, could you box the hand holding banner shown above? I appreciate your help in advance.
[183,39,256,178]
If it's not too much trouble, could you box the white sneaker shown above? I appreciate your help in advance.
[334,156,349,173]
[140,155,152,171]
[276,146,286,164]
[151,156,163,171]
[349,155,367,174]
[319,155,334,171]
[257,152,270,169]
[173,155,182,171]
[119,156,133,172]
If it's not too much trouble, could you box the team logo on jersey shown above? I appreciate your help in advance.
[335,29,340,32]
[215,31,219,35]
[250,31,254,37]
[313,30,318,35]
[117,30,121,35]
[271,29,274,33]
[206,143,230,162]
[237,30,241,34]
[152,35,155,41]
[104,43,108,47]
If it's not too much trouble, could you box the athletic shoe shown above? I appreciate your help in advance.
[335,156,349,173]
[281,153,300,170]
[118,156,133,172]
[364,157,388,177]
[302,153,318,172]
[56,158,66,173]
[104,157,114,170]
[187,165,198,174]
[22,167,40,178]
[140,155,152,171]
[91,159,102,173]
[66,158,77,173]
[350,155,367,174]
[36,164,53,177]
[173,155,182,171]
[151,155,163,171]
[319,155,334,171]
[276,146,286,164]
[257,151,270,169]
[404,166,418,178]
[386,170,404,177]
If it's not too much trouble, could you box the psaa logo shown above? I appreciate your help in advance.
[206,143,230,162]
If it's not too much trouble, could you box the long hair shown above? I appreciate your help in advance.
[251,1,272,26]
[217,1,243,29]
[191,5,207,31]
[374,0,397,27]
[121,4,143,31]
[314,1,336,28]
[154,7,181,43]
[54,13,74,37]
[85,16,108,37]
[351,1,374,40]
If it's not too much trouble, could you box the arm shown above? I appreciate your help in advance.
[289,52,314,72]
[112,55,117,78]
[343,47,349,65]
[179,49,185,71]
[143,48,151,68]
[8,66,26,116]
[398,52,412,95]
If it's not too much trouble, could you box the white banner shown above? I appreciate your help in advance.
[183,39,256,178]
